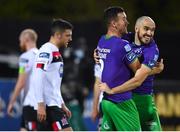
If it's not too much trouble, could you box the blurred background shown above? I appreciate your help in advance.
[0,0,180,130]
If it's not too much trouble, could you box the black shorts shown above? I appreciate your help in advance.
[23,106,50,131]
[46,106,70,130]
[23,106,37,130]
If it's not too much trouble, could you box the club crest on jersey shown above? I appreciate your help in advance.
[134,48,142,57]
[126,51,136,61]
[124,44,131,52]
[52,51,62,63]
[39,52,50,58]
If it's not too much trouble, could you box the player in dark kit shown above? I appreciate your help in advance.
[99,16,163,131]
[96,6,141,131]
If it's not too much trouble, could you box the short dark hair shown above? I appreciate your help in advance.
[104,6,125,27]
[51,18,73,35]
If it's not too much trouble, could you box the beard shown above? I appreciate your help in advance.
[137,31,152,44]
[20,44,26,52]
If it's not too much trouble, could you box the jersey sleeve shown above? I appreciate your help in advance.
[34,48,52,103]
[142,44,159,69]
[35,51,52,71]
[18,54,32,74]
[122,41,137,65]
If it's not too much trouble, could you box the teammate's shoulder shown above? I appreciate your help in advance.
[111,36,129,46]
[19,52,29,63]
[20,50,30,59]
[121,38,129,44]
[32,48,39,53]
[98,35,106,42]
[113,37,132,52]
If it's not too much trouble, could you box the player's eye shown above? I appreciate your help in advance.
[144,27,149,31]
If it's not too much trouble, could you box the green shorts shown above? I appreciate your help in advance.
[100,99,141,131]
[132,93,162,131]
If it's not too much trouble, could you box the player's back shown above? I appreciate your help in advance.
[97,35,136,103]
[20,48,38,106]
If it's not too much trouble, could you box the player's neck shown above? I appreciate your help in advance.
[107,31,122,38]
[26,42,36,51]
[49,37,59,48]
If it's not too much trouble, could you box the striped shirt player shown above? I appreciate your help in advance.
[97,35,141,131]
[33,42,70,130]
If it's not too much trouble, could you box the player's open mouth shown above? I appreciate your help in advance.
[144,36,151,40]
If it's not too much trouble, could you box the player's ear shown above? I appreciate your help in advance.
[55,32,62,39]
[135,26,138,33]
[111,20,117,29]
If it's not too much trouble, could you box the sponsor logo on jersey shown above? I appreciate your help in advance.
[124,44,131,52]
[20,58,29,63]
[39,52,50,58]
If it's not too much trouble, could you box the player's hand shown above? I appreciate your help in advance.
[154,58,164,73]
[93,49,100,63]
[37,102,46,122]
[91,109,99,122]
[98,83,112,94]
[7,103,13,117]
[62,104,72,118]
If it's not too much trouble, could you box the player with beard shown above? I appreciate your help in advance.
[7,29,39,131]
[99,16,163,131]
[33,19,73,131]
[96,6,141,131]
